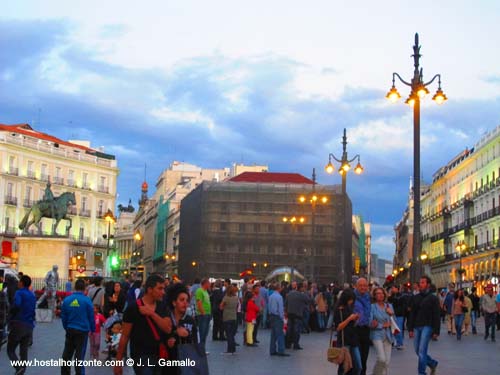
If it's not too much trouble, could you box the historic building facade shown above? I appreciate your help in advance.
[0,123,118,277]
[394,125,500,291]
[178,172,353,284]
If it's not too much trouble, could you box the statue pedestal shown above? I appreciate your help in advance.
[16,237,71,279]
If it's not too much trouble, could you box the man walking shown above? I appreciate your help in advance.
[7,275,36,375]
[195,278,212,353]
[408,276,440,375]
[268,283,289,357]
[470,287,480,335]
[481,284,497,342]
[114,274,172,375]
[210,280,225,341]
[388,284,408,350]
[353,278,371,375]
[285,283,308,350]
[443,283,455,335]
[61,279,95,375]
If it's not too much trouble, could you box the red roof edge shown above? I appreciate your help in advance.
[228,172,314,184]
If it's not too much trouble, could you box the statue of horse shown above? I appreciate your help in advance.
[19,192,76,235]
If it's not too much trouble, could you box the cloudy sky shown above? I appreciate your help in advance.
[2,1,500,260]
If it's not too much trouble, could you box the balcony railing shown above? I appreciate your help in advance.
[40,174,50,182]
[98,185,109,194]
[23,198,35,208]
[4,196,17,205]
[82,182,91,190]
[79,209,91,217]
[7,167,19,176]
[0,226,17,235]
[96,211,104,219]
[26,170,37,180]
[53,176,64,185]
[67,179,77,187]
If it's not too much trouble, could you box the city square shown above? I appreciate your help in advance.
[2,1,500,375]
[1,317,499,374]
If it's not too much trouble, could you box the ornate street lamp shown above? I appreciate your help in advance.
[387,33,447,283]
[325,129,363,284]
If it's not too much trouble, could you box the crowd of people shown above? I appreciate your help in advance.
[1,271,500,375]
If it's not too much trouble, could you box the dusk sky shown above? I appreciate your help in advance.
[2,1,500,260]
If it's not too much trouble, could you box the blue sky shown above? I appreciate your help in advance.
[2,1,500,260]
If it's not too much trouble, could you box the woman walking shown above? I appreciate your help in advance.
[370,287,395,375]
[333,288,362,375]
[315,286,328,332]
[452,289,466,340]
[220,285,238,354]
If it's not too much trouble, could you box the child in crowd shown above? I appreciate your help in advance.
[89,304,106,360]
[106,320,122,359]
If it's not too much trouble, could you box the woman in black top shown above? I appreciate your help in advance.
[166,283,199,375]
[105,282,126,317]
[333,289,362,375]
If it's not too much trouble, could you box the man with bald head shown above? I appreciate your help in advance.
[353,278,371,375]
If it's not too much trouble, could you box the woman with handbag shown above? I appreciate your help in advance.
[165,283,207,375]
[333,288,361,375]
[452,289,466,340]
[369,287,395,375]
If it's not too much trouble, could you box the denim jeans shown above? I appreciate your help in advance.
[223,320,237,353]
[316,311,326,330]
[394,316,405,347]
[196,314,211,351]
[484,312,497,340]
[454,314,465,339]
[269,315,285,354]
[337,345,362,375]
[471,310,477,333]
[413,326,438,375]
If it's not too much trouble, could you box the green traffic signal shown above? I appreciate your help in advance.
[110,255,119,269]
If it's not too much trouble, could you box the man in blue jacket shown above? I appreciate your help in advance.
[7,274,36,375]
[61,278,95,375]
[353,278,371,375]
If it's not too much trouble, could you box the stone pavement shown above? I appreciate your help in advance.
[1,317,499,374]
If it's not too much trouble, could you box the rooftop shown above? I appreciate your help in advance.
[228,171,314,185]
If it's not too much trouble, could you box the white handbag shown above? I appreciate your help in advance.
[389,316,400,335]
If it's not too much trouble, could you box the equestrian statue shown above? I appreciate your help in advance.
[19,181,76,235]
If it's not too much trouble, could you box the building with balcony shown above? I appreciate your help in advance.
[0,123,118,277]
[178,172,352,284]
[415,124,500,291]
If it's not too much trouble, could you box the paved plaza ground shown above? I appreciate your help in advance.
[1,317,499,374]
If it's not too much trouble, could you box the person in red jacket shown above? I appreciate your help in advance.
[245,291,260,347]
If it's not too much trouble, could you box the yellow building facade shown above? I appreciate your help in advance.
[421,125,500,291]
[0,123,118,278]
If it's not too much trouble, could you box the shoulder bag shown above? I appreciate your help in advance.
[136,299,168,359]
[327,309,344,362]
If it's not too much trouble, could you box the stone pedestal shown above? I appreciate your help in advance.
[16,237,71,279]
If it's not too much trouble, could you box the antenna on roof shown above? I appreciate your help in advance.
[144,163,147,182]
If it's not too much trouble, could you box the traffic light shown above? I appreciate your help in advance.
[110,255,119,269]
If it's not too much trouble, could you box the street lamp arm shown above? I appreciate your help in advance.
[393,72,412,87]
[346,154,361,164]
[328,153,343,163]
[423,73,442,87]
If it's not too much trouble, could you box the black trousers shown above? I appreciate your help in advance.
[7,321,33,373]
[253,315,262,342]
[212,311,225,340]
[356,325,371,375]
[285,314,302,349]
[61,328,89,375]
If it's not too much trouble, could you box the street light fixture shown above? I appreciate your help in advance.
[455,241,467,288]
[387,33,447,283]
[325,128,363,284]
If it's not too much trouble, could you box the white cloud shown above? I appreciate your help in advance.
[150,107,215,131]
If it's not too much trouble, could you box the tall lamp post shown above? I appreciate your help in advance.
[282,216,306,281]
[298,169,329,281]
[103,209,116,276]
[325,128,363,284]
[387,33,447,283]
[455,241,466,289]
